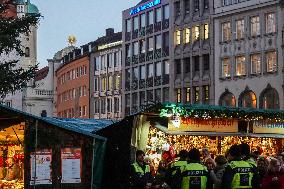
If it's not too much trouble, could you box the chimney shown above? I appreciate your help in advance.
[106,28,114,36]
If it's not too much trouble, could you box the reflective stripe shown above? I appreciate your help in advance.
[228,161,254,189]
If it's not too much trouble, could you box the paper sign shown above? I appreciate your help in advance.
[61,148,81,183]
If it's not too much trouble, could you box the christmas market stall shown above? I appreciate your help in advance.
[0,104,111,189]
[94,103,284,189]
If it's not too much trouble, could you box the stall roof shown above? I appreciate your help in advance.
[0,104,112,140]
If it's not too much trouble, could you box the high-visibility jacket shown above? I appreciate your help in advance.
[228,160,254,189]
[181,163,208,189]
[170,160,188,175]
[132,162,150,175]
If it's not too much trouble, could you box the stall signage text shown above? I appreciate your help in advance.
[130,0,161,15]
[253,121,284,134]
[168,117,238,133]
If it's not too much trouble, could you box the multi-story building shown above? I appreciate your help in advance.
[122,0,214,116]
[1,0,39,110]
[55,45,91,118]
[90,28,122,119]
[214,0,284,109]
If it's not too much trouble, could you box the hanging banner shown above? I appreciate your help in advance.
[253,121,284,134]
[61,148,82,184]
[168,117,238,132]
[30,149,52,185]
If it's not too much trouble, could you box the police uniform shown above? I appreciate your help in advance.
[130,162,152,189]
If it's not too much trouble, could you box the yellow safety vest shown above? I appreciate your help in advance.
[171,160,188,176]
[132,162,150,175]
[228,161,254,189]
[181,163,208,189]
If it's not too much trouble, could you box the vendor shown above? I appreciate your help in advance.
[5,157,20,181]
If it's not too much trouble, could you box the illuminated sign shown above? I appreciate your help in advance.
[253,121,284,134]
[98,41,122,50]
[130,0,161,15]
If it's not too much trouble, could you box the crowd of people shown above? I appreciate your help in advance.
[130,144,284,189]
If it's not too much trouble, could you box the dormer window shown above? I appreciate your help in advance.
[25,47,30,57]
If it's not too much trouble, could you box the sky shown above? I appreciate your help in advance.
[35,0,140,68]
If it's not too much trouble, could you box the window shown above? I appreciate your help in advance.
[204,24,209,39]
[193,56,199,72]
[133,67,139,81]
[155,8,162,23]
[140,91,145,105]
[175,1,181,17]
[175,30,181,45]
[163,5,170,20]
[163,60,170,75]
[95,100,100,113]
[155,62,162,76]
[94,78,99,91]
[133,16,139,30]
[126,44,131,58]
[155,35,162,50]
[184,58,190,73]
[266,13,276,33]
[132,93,138,107]
[114,97,120,113]
[251,54,261,74]
[133,41,139,55]
[203,85,209,104]
[140,39,146,54]
[101,55,107,70]
[194,86,200,103]
[236,19,245,39]
[147,63,154,78]
[251,16,260,36]
[183,28,190,44]
[83,85,87,96]
[148,37,154,51]
[203,54,209,71]
[5,101,12,107]
[163,32,170,50]
[223,0,232,6]
[102,77,107,91]
[83,105,87,116]
[219,92,236,107]
[222,22,231,41]
[148,10,154,25]
[140,13,146,28]
[107,54,113,68]
[175,59,181,74]
[79,106,82,117]
[25,47,30,57]
[260,87,279,109]
[108,76,113,90]
[79,86,82,97]
[163,88,169,102]
[236,56,246,76]
[194,0,199,12]
[222,58,231,77]
[185,0,190,14]
[239,91,257,108]
[176,88,182,103]
[115,75,120,90]
[266,51,277,72]
[114,52,118,67]
[147,90,153,102]
[204,0,209,9]
[101,98,106,114]
[186,88,191,103]
[193,25,200,41]
[140,65,146,79]
[107,98,112,113]
[155,89,161,102]
[126,19,131,32]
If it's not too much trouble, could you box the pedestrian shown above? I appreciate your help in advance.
[180,148,212,189]
[202,148,212,163]
[130,150,153,189]
[257,156,269,178]
[221,144,260,189]
[166,150,188,189]
[209,155,227,189]
[239,143,256,166]
[276,155,284,173]
[261,158,284,189]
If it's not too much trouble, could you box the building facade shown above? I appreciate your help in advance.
[122,0,214,116]
[214,0,284,109]
[55,45,90,118]
[90,29,122,119]
[1,0,39,110]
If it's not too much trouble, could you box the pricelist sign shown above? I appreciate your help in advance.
[130,0,161,15]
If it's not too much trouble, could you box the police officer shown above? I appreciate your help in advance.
[180,148,212,189]
[221,144,259,189]
[239,143,257,167]
[166,150,188,189]
[130,150,153,189]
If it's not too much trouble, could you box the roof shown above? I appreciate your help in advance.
[0,104,109,140]
[92,32,122,47]
[27,2,39,14]
[34,66,49,81]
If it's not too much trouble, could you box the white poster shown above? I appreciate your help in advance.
[30,149,52,185]
[61,148,81,183]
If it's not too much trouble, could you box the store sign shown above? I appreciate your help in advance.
[30,149,52,185]
[98,41,122,51]
[130,0,161,15]
[61,148,82,184]
[253,121,284,134]
[168,117,238,133]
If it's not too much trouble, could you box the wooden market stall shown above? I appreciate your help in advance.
[94,103,284,189]
[0,104,111,189]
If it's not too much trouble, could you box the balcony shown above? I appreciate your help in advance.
[131,80,138,90]
[146,51,154,61]
[154,76,162,86]
[25,88,53,99]
[113,90,120,95]
[139,79,146,89]
[146,24,153,35]
[132,55,139,65]
[162,19,169,30]
[93,91,99,97]
[132,29,139,39]
[146,77,153,87]
[139,27,146,37]
[162,48,169,57]
[100,91,106,96]
[154,49,162,60]
[154,22,161,32]
[139,53,146,63]
[106,91,113,96]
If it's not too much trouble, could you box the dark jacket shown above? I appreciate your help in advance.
[130,162,153,189]
[261,171,284,189]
